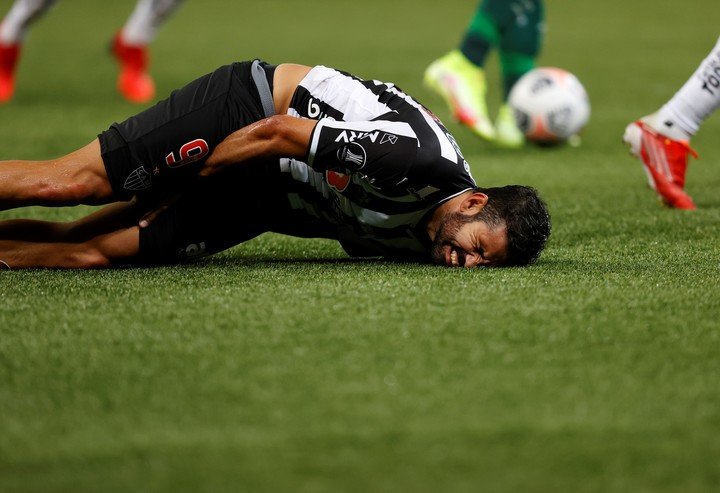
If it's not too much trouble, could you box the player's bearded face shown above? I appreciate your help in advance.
[430,212,475,267]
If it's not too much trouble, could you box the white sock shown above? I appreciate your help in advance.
[0,0,56,44]
[656,36,720,138]
[121,0,184,46]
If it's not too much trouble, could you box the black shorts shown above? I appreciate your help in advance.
[136,162,337,264]
[96,60,335,264]
[99,60,275,199]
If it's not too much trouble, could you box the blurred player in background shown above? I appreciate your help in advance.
[623,36,720,210]
[0,0,184,103]
[424,0,544,148]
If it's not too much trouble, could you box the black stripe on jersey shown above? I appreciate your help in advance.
[290,184,433,244]
[366,84,459,168]
[290,85,345,121]
[285,172,418,217]
[336,182,441,216]
[342,170,468,215]
[358,79,406,108]
[285,167,462,223]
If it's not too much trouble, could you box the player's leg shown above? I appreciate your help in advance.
[623,36,720,210]
[0,166,269,270]
[0,200,143,269]
[0,199,139,242]
[121,0,184,46]
[424,0,500,140]
[0,160,291,269]
[0,60,265,213]
[137,169,271,265]
[0,0,56,102]
[655,36,720,139]
[99,61,270,201]
[111,0,185,103]
[0,139,114,211]
[495,0,544,148]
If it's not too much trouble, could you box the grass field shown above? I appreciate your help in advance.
[1,0,719,491]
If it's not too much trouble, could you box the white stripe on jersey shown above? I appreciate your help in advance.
[312,119,417,139]
[307,119,417,166]
[353,187,471,229]
[307,123,324,168]
[379,82,458,163]
[285,185,433,231]
[299,66,393,121]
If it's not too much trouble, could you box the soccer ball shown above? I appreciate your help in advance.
[508,67,590,144]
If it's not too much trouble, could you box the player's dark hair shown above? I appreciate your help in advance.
[473,185,551,266]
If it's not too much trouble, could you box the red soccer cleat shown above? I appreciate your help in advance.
[111,32,155,104]
[623,119,698,210]
[0,42,20,103]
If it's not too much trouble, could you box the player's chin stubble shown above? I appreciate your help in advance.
[430,212,471,266]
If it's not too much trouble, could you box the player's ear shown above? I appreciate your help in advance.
[459,192,488,216]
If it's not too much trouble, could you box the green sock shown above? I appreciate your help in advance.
[500,51,536,99]
[459,1,500,67]
[460,0,545,96]
[497,0,544,98]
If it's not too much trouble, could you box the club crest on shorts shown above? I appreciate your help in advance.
[124,166,152,191]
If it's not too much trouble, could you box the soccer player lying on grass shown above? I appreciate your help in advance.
[0,60,550,270]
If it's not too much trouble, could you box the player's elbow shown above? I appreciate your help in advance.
[261,115,291,143]
[261,115,310,158]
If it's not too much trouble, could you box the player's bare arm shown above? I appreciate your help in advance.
[200,63,314,177]
[0,62,310,212]
[201,116,317,177]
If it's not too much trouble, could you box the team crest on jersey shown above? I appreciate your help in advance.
[124,166,152,191]
[326,170,351,192]
[337,142,366,170]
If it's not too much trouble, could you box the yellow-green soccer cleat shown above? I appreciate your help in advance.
[424,50,496,141]
[495,104,525,148]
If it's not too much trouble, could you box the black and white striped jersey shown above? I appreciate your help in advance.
[279,65,477,260]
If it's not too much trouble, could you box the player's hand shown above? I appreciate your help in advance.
[138,193,181,228]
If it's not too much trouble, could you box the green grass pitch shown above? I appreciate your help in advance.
[1,0,719,491]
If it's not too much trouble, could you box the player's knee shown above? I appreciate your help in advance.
[70,245,112,269]
[35,170,111,205]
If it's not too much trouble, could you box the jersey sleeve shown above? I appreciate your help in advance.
[306,118,419,187]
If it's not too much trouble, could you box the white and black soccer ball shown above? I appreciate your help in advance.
[508,67,590,144]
